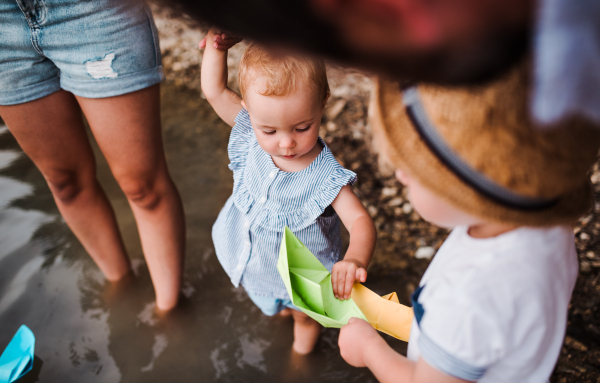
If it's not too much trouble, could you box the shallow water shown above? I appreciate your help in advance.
[0,84,407,382]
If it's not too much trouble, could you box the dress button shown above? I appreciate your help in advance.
[244,220,250,228]
[259,196,267,203]
[245,241,251,247]
[269,171,276,178]
[236,264,243,271]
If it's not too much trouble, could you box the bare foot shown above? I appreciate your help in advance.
[291,311,321,354]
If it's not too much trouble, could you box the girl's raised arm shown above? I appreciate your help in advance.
[200,28,243,127]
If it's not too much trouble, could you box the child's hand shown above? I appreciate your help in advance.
[339,318,383,367]
[331,259,367,300]
[199,29,242,50]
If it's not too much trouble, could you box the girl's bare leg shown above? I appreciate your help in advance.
[76,85,185,311]
[291,310,321,354]
[0,90,131,280]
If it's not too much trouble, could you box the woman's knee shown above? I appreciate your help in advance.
[116,173,169,210]
[44,168,95,204]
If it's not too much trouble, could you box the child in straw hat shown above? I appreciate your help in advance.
[338,61,600,383]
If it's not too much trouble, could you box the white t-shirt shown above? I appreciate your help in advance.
[407,225,578,383]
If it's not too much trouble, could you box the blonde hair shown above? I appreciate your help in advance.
[238,44,330,104]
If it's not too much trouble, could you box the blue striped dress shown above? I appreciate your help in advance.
[212,108,357,299]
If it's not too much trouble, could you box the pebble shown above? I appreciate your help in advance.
[367,205,378,217]
[326,99,347,121]
[402,203,413,214]
[580,214,592,225]
[586,251,596,259]
[581,261,591,274]
[580,232,590,241]
[352,129,364,140]
[388,197,404,207]
[565,336,588,352]
[381,187,398,198]
[415,246,436,259]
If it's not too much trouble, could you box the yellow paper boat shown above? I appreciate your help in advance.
[351,283,413,341]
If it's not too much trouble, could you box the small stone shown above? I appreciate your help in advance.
[580,261,592,274]
[397,260,408,270]
[326,99,347,121]
[402,203,413,214]
[394,207,403,216]
[331,84,353,98]
[580,214,592,225]
[367,205,378,217]
[565,336,588,352]
[381,187,398,198]
[388,197,404,207]
[586,251,596,259]
[591,171,600,184]
[415,246,436,259]
[352,129,364,140]
[326,121,337,131]
[580,232,590,241]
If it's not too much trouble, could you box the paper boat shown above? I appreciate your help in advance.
[351,283,413,341]
[0,325,35,383]
[277,227,368,327]
[277,227,413,340]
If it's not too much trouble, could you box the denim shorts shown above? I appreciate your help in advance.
[247,292,299,316]
[0,0,164,105]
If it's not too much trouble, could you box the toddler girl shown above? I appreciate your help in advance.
[200,30,376,354]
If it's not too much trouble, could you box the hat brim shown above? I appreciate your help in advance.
[371,78,595,227]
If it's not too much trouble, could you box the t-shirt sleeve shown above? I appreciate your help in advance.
[417,288,506,381]
[228,108,254,172]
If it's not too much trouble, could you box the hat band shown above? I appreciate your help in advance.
[402,86,559,211]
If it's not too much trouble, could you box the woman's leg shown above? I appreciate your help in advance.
[75,85,185,311]
[0,90,131,280]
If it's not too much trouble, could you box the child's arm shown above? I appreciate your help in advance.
[200,28,243,127]
[339,318,473,383]
[330,185,376,300]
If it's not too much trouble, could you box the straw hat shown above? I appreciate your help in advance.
[370,60,600,226]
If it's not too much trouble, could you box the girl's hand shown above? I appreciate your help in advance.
[331,259,367,300]
[199,29,243,50]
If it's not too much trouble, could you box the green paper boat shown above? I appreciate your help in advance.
[277,227,368,328]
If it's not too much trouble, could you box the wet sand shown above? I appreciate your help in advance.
[0,83,407,382]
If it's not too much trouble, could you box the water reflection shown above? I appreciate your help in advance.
[0,84,407,382]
